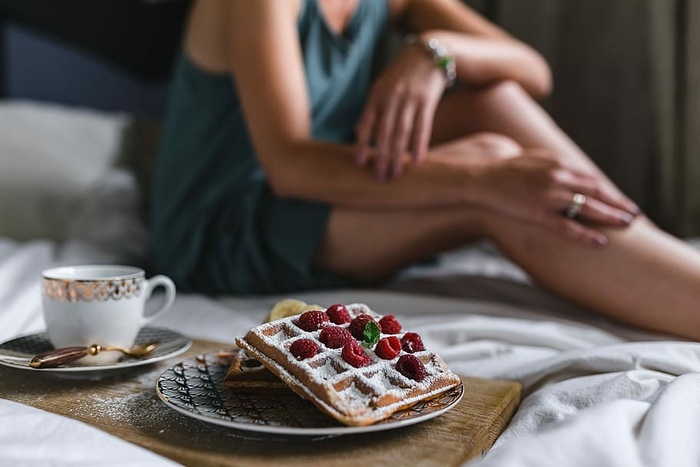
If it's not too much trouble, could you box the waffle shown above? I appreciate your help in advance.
[222,298,316,394]
[235,303,462,426]
[220,347,290,393]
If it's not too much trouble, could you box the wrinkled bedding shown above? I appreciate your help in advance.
[2,221,699,466]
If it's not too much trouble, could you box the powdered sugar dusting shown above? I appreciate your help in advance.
[55,369,216,439]
[313,359,341,380]
[236,302,461,426]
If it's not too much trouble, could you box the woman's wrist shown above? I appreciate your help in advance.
[405,33,457,87]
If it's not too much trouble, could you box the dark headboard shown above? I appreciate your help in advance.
[0,0,192,118]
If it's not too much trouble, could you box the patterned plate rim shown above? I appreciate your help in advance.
[0,327,192,373]
[155,352,464,436]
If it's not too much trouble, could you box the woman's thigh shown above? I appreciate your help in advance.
[315,83,563,283]
[430,84,519,145]
[314,83,544,283]
[429,82,597,173]
[314,204,487,283]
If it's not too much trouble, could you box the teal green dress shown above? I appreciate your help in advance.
[151,0,390,294]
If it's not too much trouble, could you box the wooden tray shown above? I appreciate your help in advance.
[0,339,520,466]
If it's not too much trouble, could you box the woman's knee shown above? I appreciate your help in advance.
[435,132,522,161]
[433,79,537,143]
[468,132,522,159]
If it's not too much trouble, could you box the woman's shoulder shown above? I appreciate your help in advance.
[184,0,305,75]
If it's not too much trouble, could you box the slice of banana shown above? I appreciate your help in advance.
[265,298,309,323]
[299,303,324,313]
[265,299,327,323]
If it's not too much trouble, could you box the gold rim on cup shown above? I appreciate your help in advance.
[42,266,145,303]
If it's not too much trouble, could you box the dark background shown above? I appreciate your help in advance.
[0,0,191,118]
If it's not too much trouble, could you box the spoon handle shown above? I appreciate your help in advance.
[30,346,90,368]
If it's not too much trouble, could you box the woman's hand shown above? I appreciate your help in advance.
[355,44,447,181]
[475,150,640,246]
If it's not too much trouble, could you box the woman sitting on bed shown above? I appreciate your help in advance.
[152,0,700,340]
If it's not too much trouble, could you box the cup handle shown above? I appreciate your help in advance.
[141,275,176,325]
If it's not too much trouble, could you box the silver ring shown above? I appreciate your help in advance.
[565,193,587,219]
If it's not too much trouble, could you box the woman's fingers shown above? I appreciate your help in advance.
[555,191,633,227]
[547,216,609,247]
[411,101,434,166]
[482,153,638,246]
[546,178,634,228]
[590,178,640,217]
[354,45,446,179]
[553,167,639,217]
[374,97,400,181]
[389,99,418,178]
[355,102,377,167]
[526,201,608,246]
[358,94,430,181]
[530,179,636,245]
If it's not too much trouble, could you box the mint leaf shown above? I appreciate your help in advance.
[362,321,381,348]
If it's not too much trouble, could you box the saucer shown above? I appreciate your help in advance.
[0,327,192,377]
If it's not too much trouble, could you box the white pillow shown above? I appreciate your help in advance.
[0,100,131,241]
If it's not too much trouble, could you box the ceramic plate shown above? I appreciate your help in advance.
[0,327,192,376]
[156,352,464,436]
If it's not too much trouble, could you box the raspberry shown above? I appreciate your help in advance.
[319,326,352,349]
[375,336,401,360]
[396,354,426,382]
[401,332,425,353]
[297,310,330,332]
[378,315,402,334]
[348,314,376,340]
[341,339,372,368]
[290,339,319,360]
[326,303,351,324]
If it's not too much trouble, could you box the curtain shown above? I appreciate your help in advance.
[467,0,700,236]
[647,0,700,235]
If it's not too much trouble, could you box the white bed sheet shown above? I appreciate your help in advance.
[1,234,699,467]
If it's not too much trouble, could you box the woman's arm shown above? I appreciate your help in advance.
[356,0,550,179]
[390,0,512,40]
[223,0,476,209]
[390,0,551,98]
[222,0,632,245]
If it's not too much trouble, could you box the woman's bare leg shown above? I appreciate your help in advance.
[433,81,700,338]
[432,81,592,170]
[484,215,700,338]
[316,134,517,281]
[319,200,700,339]
[431,81,630,199]
[317,206,484,283]
[318,81,700,339]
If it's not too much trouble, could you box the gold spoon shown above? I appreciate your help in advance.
[30,340,159,368]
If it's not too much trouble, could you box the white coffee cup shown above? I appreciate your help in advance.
[41,265,176,364]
